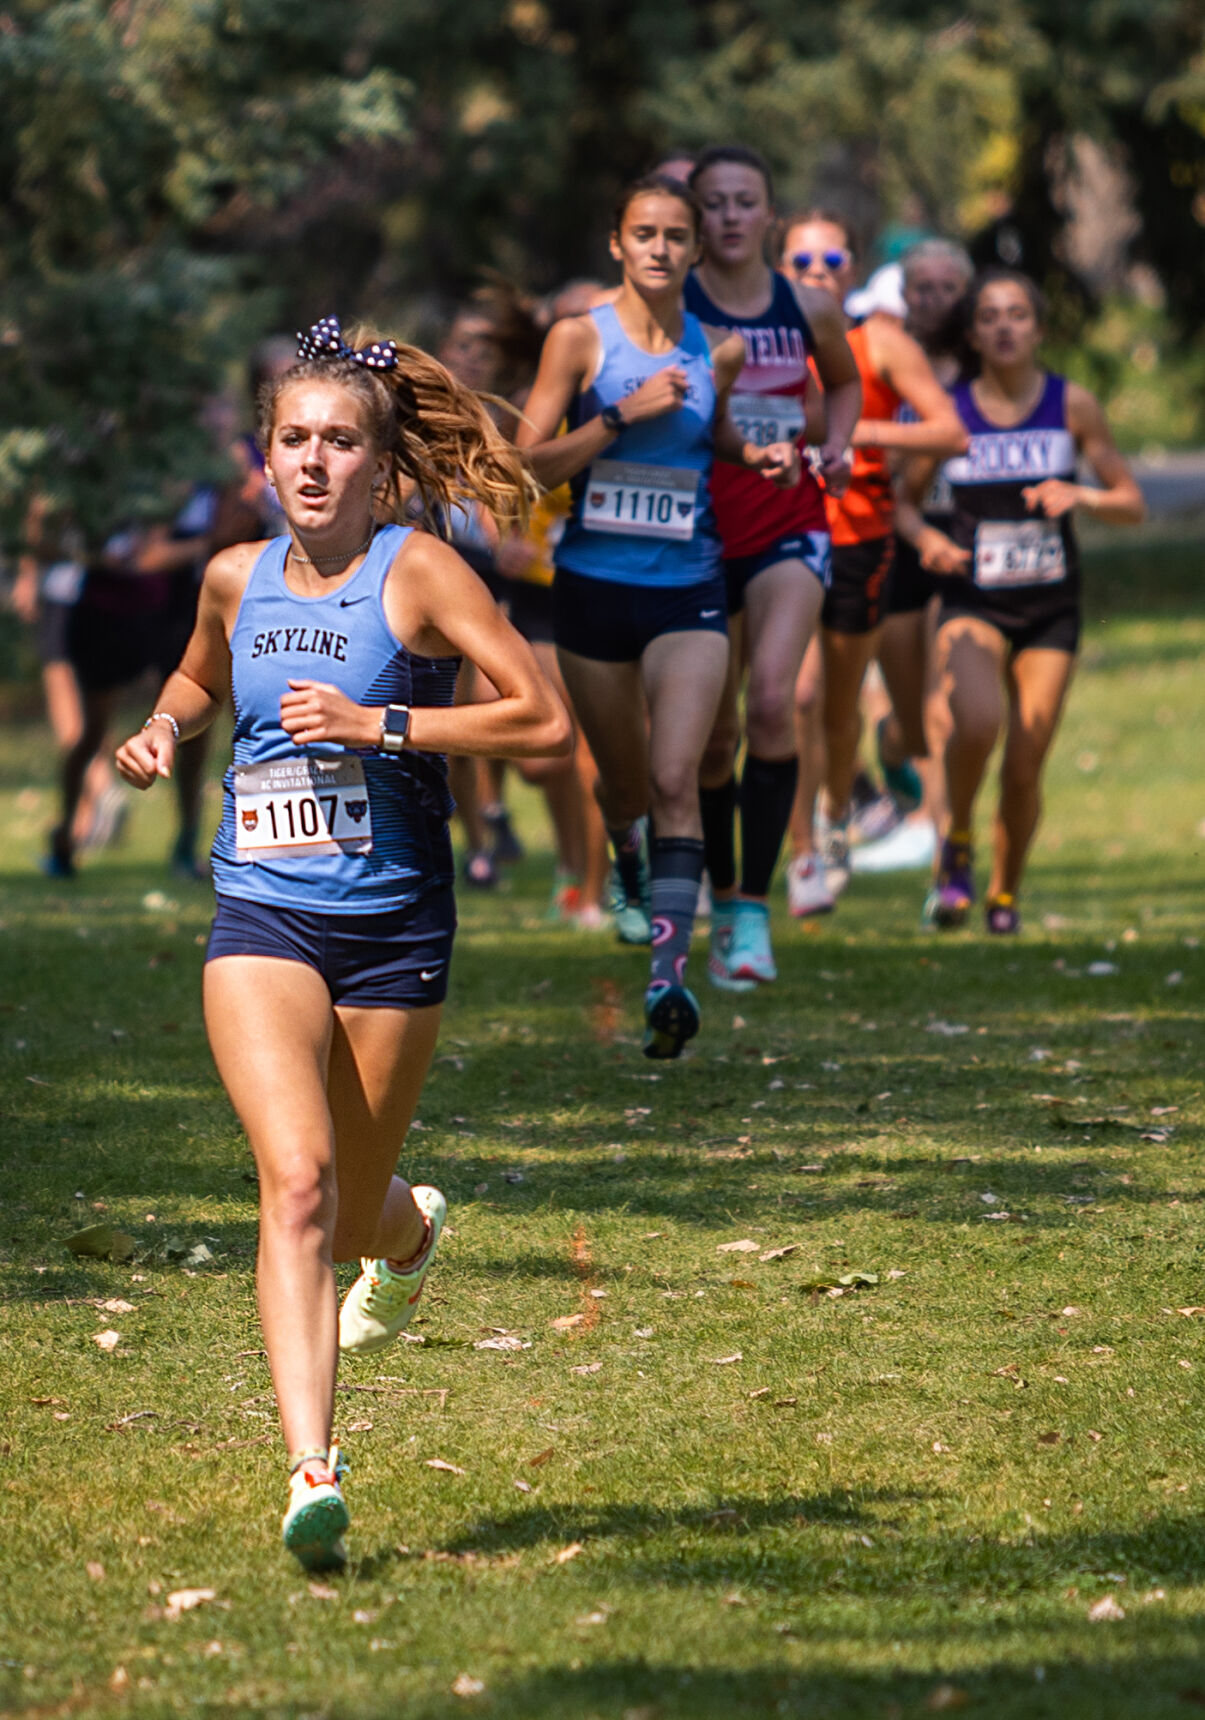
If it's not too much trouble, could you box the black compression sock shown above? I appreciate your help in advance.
[739,754,799,898]
[698,776,738,895]
[606,821,645,903]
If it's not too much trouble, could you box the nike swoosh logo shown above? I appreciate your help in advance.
[420,968,443,982]
[339,594,371,607]
[700,609,721,619]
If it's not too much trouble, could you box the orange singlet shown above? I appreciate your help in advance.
[825,322,901,546]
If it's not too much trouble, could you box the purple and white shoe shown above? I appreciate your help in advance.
[985,895,1021,935]
[922,838,975,929]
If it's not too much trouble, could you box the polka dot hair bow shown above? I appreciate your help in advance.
[295,315,398,371]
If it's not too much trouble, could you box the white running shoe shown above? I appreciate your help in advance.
[850,816,938,875]
[339,1186,446,1355]
[707,901,756,993]
[786,854,835,918]
[727,900,776,984]
[819,821,851,897]
[281,1443,348,1571]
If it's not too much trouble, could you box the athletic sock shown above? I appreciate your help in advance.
[739,754,798,899]
[648,836,705,991]
[606,821,645,904]
[699,776,738,895]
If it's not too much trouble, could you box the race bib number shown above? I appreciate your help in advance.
[974,519,1066,589]
[234,756,373,858]
[728,392,805,449]
[581,461,697,541]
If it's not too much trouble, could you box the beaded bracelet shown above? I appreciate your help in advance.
[143,711,180,741]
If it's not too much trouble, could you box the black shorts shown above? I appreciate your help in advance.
[507,579,555,646]
[822,536,894,635]
[885,536,936,617]
[937,599,1080,657]
[552,567,728,662]
[67,605,180,695]
[723,530,832,617]
[206,887,457,1009]
[35,601,74,665]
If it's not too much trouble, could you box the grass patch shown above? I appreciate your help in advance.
[1,539,1204,1718]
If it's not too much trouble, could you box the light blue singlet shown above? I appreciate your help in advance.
[210,524,459,913]
[554,302,722,588]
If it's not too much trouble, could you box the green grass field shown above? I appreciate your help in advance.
[1,536,1203,1719]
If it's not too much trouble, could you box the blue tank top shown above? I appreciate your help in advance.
[942,372,1080,603]
[211,524,460,913]
[555,302,721,587]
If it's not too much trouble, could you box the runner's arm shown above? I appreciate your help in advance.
[711,331,800,486]
[858,322,967,454]
[790,285,860,488]
[1022,385,1145,524]
[114,545,250,785]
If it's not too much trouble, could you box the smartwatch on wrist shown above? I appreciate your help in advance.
[379,704,411,755]
[601,403,626,436]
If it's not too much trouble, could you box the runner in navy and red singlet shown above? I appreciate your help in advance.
[897,270,1144,933]
[684,145,861,992]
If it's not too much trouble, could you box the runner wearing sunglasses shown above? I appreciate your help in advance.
[780,212,967,914]
[683,145,860,991]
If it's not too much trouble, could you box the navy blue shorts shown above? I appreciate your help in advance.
[552,567,728,662]
[723,530,832,616]
[206,888,456,1009]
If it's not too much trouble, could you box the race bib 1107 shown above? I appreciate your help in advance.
[974,519,1067,589]
[234,756,373,858]
[728,392,805,449]
[581,461,697,541]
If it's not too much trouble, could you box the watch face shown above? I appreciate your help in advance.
[384,706,409,736]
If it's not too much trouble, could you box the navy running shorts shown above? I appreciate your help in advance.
[552,567,728,662]
[821,535,895,636]
[206,887,456,1009]
[723,530,832,617]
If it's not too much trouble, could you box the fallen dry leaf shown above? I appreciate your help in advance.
[570,1362,602,1376]
[425,1458,466,1475]
[165,1588,216,1621]
[550,1313,585,1331]
[451,1674,485,1698]
[1177,1307,1205,1318]
[528,1447,556,1468]
[474,1334,530,1351]
[925,1686,969,1712]
[717,1239,759,1254]
[308,1582,339,1601]
[513,1479,533,1493]
[1038,1431,1062,1445]
[65,1223,136,1263]
[554,1541,584,1564]
[759,1244,799,1263]
[1088,1594,1125,1621]
[85,1561,105,1582]
[347,1419,373,1433]
[100,1298,135,1314]
[712,1352,743,1365]
[748,1387,772,1400]
[92,1330,121,1352]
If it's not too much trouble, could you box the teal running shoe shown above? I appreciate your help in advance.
[642,982,700,1060]
[726,899,776,984]
[707,900,756,992]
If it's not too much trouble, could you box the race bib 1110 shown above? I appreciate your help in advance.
[974,519,1067,589]
[234,756,373,858]
[581,461,697,541]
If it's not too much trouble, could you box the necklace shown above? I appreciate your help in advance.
[289,527,376,566]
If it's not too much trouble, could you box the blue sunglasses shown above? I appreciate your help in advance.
[790,248,850,272]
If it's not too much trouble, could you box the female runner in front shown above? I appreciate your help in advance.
[780,213,967,913]
[684,145,861,992]
[898,270,1143,931]
[517,173,801,1058]
[115,319,569,1569]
